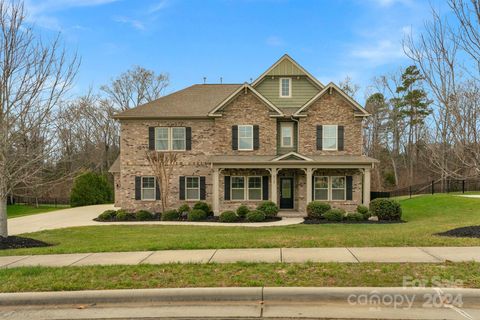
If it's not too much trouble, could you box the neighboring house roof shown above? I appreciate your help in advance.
[109,156,120,173]
[294,82,370,117]
[209,154,379,165]
[208,83,284,117]
[113,84,241,119]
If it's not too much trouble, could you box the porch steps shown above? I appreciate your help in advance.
[278,211,307,218]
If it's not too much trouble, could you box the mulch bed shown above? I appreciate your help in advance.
[435,226,480,238]
[95,216,283,223]
[303,219,405,225]
[0,236,51,250]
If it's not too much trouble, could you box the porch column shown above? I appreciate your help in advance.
[363,168,371,205]
[306,167,313,204]
[270,168,278,205]
[212,167,220,215]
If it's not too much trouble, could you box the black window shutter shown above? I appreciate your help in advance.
[253,125,260,150]
[232,126,238,150]
[185,127,192,150]
[200,176,206,200]
[316,125,323,150]
[148,127,155,150]
[262,176,269,200]
[179,176,185,200]
[346,176,353,200]
[338,126,344,151]
[155,179,161,200]
[224,176,231,200]
[135,176,141,200]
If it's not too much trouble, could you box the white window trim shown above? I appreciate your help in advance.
[141,176,156,201]
[280,122,294,148]
[229,176,263,201]
[279,77,292,98]
[313,176,329,201]
[330,176,346,201]
[185,176,200,201]
[322,125,338,151]
[154,127,186,151]
[238,125,254,151]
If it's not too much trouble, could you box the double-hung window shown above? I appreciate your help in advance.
[141,177,156,200]
[248,176,262,200]
[331,176,346,200]
[230,176,263,201]
[231,177,245,200]
[155,127,186,151]
[280,122,294,148]
[323,125,338,150]
[186,177,200,200]
[314,176,329,201]
[279,78,291,98]
[238,125,253,150]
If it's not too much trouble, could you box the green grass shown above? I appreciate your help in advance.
[0,262,479,292]
[7,204,69,219]
[1,194,480,256]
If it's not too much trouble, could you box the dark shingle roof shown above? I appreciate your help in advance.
[113,84,241,119]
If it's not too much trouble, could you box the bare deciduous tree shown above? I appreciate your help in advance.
[145,151,177,212]
[0,2,79,238]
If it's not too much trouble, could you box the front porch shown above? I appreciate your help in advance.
[210,154,376,215]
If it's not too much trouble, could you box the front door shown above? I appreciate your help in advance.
[279,177,294,209]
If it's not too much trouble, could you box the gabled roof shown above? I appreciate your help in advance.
[113,84,241,119]
[251,54,324,89]
[272,152,313,162]
[208,83,284,117]
[293,82,370,117]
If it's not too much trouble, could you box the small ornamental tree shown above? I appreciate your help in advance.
[145,151,177,212]
[70,172,113,207]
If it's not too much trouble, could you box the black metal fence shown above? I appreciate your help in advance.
[7,195,70,207]
[371,178,480,200]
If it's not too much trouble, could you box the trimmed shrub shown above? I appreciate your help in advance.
[236,205,250,218]
[323,208,345,222]
[188,209,207,221]
[369,198,402,221]
[356,205,371,220]
[306,201,331,219]
[161,210,180,221]
[98,210,116,221]
[178,204,191,215]
[70,171,113,207]
[136,210,153,221]
[219,211,239,223]
[345,212,364,222]
[116,209,128,221]
[193,202,211,216]
[256,201,279,218]
[246,210,266,222]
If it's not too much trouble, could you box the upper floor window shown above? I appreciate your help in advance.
[155,127,186,151]
[141,176,156,200]
[322,125,338,150]
[238,125,253,150]
[279,78,291,98]
[280,122,294,148]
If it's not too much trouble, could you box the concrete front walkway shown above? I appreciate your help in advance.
[2,246,480,267]
[8,205,303,235]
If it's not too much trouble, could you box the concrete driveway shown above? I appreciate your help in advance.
[9,204,115,235]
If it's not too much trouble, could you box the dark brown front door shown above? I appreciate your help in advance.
[279,177,294,209]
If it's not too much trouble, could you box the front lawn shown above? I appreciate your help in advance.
[0,262,478,292]
[7,204,69,219]
[1,194,479,256]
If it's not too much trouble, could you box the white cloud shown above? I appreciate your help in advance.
[350,40,406,65]
[149,0,170,14]
[113,16,145,31]
[266,36,285,47]
[369,0,412,7]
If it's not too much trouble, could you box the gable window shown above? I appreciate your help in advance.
[323,125,338,150]
[279,78,291,98]
[248,176,262,200]
[186,176,200,200]
[238,125,253,150]
[280,122,294,148]
[331,176,346,200]
[231,176,245,200]
[141,177,156,200]
[314,176,329,201]
[155,127,186,151]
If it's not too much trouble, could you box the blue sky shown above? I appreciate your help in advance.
[25,0,446,102]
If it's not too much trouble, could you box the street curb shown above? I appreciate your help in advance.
[1,287,480,307]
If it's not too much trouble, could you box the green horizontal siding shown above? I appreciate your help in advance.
[255,76,319,108]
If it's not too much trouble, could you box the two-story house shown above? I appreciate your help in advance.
[109,54,378,215]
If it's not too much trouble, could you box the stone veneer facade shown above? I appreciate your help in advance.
[114,88,371,214]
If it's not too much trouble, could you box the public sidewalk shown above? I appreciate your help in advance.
[1,246,480,268]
